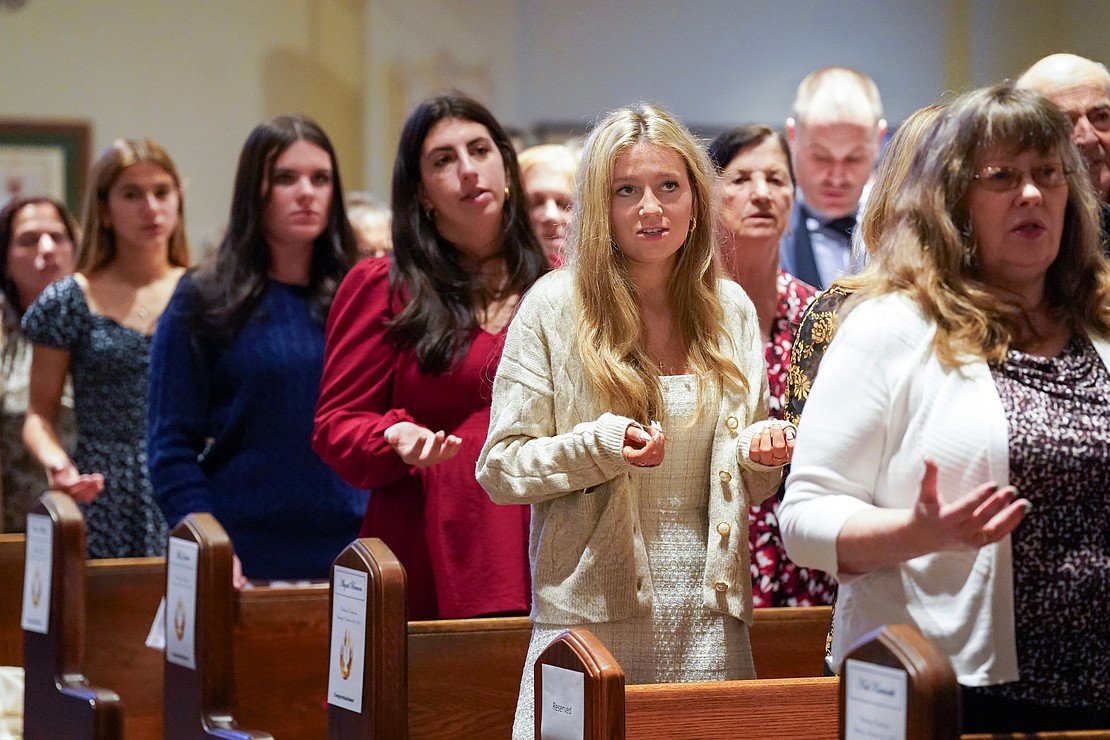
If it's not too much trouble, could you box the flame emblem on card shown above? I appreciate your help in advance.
[30,569,42,607]
[173,598,187,641]
[339,629,354,680]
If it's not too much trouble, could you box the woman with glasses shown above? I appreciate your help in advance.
[0,197,77,531]
[780,82,1110,732]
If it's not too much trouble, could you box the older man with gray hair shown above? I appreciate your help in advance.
[780,67,886,290]
[1018,53,1110,206]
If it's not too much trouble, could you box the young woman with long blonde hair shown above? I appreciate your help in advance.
[478,103,793,738]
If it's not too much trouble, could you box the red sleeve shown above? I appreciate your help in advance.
[312,258,416,489]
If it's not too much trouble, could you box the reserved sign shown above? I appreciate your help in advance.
[540,664,584,740]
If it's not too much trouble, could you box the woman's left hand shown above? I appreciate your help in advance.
[749,422,795,467]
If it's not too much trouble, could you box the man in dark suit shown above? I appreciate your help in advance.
[780,67,886,289]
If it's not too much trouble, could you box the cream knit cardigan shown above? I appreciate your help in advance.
[477,270,782,626]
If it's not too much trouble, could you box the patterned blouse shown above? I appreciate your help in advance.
[749,271,837,607]
[749,282,852,609]
[975,336,1110,708]
[783,284,852,426]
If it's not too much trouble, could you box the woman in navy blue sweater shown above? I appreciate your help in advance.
[147,115,365,582]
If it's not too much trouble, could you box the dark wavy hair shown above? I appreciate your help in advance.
[707,124,794,183]
[0,196,79,339]
[387,93,548,375]
[189,115,357,347]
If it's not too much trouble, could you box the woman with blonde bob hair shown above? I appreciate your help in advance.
[23,138,189,557]
[781,82,1110,732]
[478,103,792,738]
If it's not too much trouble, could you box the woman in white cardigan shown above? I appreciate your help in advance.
[478,103,792,739]
[780,82,1110,733]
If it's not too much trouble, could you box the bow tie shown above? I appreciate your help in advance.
[824,216,856,241]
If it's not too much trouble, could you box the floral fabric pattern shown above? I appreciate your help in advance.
[22,277,166,558]
[749,271,838,607]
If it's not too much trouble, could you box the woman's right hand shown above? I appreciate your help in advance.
[912,459,1030,550]
[623,422,666,468]
[384,421,462,468]
[837,459,1031,574]
[46,458,105,503]
[232,554,249,591]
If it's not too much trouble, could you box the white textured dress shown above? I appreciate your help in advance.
[511,375,755,738]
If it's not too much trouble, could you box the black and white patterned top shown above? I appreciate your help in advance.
[22,276,166,558]
[982,335,1110,708]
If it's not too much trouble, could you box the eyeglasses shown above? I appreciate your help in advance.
[971,163,1070,192]
[12,232,72,249]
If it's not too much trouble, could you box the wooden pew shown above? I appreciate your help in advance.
[536,625,1110,740]
[326,538,407,738]
[535,626,839,739]
[3,529,832,739]
[163,513,271,739]
[336,539,832,738]
[838,623,958,739]
[21,492,122,739]
[0,534,25,664]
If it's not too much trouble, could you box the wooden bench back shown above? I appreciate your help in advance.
[534,625,840,739]
[2,527,831,740]
[326,537,407,739]
[21,491,122,740]
[840,623,959,739]
[163,513,272,739]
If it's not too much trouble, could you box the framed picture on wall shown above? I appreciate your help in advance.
[0,119,91,213]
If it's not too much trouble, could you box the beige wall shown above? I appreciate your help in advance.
[362,0,517,199]
[0,0,365,250]
[3,0,1110,250]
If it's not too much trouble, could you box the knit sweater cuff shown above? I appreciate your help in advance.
[596,412,637,469]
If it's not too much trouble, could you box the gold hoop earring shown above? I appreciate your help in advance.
[504,185,510,197]
[689,217,697,233]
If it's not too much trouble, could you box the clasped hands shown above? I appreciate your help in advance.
[622,419,796,469]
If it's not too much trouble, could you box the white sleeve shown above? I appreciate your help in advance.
[778,297,926,577]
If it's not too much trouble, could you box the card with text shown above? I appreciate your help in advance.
[540,664,584,740]
[327,565,368,712]
[20,513,52,634]
[165,538,199,669]
[844,658,908,740]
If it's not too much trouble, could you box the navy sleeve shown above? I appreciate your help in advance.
[147,276,216,526]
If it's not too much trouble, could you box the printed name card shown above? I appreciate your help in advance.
[20,513,53,634]
[844,658,908,740]
[327,565,368,713]
[540,664,584,740]
[165,538,199,669]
